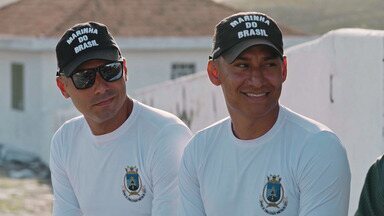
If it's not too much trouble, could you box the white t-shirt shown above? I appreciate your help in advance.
[50,100,192,216]
[179,105,350,216]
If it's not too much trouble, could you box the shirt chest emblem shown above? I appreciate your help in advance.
[259,175,288,214]
[122,166,146,202]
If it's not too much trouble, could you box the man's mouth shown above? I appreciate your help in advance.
[94,96,114,106]
[244,92,268,97]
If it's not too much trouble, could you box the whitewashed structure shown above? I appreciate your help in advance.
[135,28,384,215]
[282,28,384,215]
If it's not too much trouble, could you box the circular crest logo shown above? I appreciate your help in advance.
[259,175,288,214]
[122,166,146,202]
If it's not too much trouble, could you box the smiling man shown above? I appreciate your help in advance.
[50,22,192,216]
[178,12,351,216]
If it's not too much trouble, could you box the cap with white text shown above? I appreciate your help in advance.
[56,21,121,76]
[210,12,283,63]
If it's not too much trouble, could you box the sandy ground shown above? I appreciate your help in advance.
[0,167,53,216]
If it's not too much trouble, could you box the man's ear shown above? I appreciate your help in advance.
[282,56,287,82]
[56,77,70,98]
[122,58,128,81]
[207,60,221,86]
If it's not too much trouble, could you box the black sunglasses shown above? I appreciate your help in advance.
[58,61,124,90]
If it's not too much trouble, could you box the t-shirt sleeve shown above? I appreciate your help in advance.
[178,137,206,216]
[355,155,384,216]
[149,123,192,216]
[297,131,351,216]
[50,131,82,216]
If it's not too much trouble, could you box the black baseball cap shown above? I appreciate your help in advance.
[56,21,121,76]
[210,12,283,63]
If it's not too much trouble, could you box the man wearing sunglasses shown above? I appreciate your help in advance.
[51,22,192,216]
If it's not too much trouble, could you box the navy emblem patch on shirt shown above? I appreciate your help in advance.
[122,166,146,202]
[259,175,288,214]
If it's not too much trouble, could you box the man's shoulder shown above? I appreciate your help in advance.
[280,106,344,152]
[185,117,229,151]
[135,101,189,127]
[195,117,229,137]
[375,154,384,171]
[134,100,191,133]
[280,108,348,168]
[54,115,85,137]
[51,115,86,155]
[281,106,334,136]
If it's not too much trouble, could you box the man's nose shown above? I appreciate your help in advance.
[93,72,108,94]
[247,66,265,87]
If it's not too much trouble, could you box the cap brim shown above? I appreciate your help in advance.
[222,39,283,63]
[62,49,120,76]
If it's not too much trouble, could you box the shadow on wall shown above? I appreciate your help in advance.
[176,88,194,127]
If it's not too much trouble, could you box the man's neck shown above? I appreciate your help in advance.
[88,97,133,135]
[230,105,280,140]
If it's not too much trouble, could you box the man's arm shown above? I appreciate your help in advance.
[297,131,351,216]
[149,124,192,216]
[50,135,82,216]
[355,155,384,216]
[178,138,206,216]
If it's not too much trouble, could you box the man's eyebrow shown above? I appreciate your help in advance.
[234,56,248,61]
[263,55,280,60]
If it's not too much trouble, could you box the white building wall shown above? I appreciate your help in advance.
[136,72,227,132]
[0,50,44,157]
[134,29,384,215]
[123,49,211,95]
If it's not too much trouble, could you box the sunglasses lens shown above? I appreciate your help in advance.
[99,62,123,82]
[72,70,96,89]
[70,61,123,89]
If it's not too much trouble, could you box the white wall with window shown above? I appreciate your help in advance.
[11,63,24,111]
[116,37,212,96]
[0,51,45,158]
[171,63,196,79]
